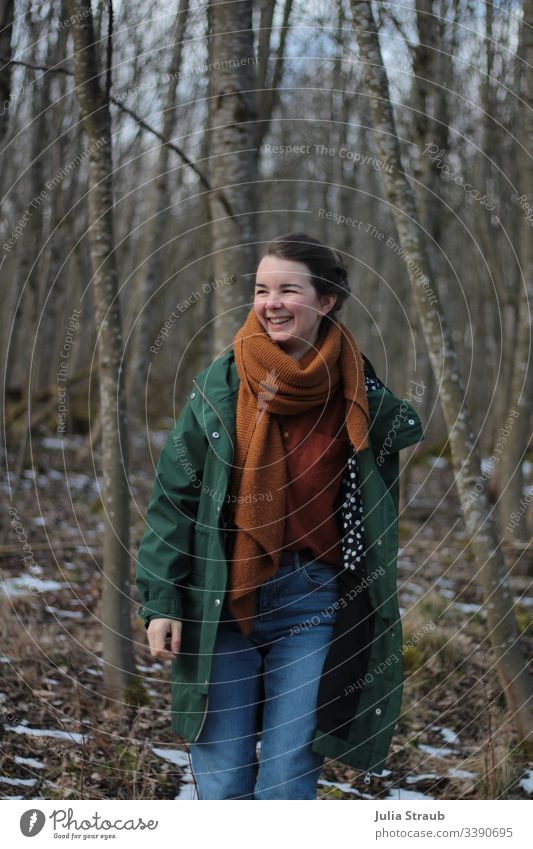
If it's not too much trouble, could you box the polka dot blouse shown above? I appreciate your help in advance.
[341,373,385,572]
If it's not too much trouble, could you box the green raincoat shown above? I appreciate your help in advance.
[136,348,424,777]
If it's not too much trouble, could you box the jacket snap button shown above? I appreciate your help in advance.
[408,418,414,425]
[212,431,220,438]
[375,707,382,715]
[214,599,221,606]
[377,539,382,546]
[190,392,196,399]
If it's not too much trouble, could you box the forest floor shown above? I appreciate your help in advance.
[1,428,532,801]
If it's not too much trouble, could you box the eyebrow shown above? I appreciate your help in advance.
[254,281,304,288]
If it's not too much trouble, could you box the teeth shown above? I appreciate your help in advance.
[269,317,292,324]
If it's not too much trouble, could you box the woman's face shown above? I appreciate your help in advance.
[253,255,337,360]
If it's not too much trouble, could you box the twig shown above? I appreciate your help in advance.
[0,55,236,220]
[75,674,87,799]
[105,1,113,106]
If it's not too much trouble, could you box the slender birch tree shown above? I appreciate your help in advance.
[208,0,258,353]
[350,0,533,750]
[0,0,14,150]
[67,0,134,699]
[496,0,533,543]
[127,0,190,411]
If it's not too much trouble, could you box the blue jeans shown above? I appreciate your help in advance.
[188,550,341,800]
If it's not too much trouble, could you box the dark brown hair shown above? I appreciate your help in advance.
[259,232,350,320]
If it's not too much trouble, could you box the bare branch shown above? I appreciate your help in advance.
[0,53,237,220]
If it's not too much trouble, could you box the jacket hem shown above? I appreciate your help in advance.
[311,729,389,775]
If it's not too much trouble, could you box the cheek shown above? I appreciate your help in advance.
[253,301,266,322]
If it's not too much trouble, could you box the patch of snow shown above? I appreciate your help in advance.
[318,778,365,797]
[32,516,46,526]
[0,776,37,787]
[431,726,460,745]
[404,773,440,784]
[41,438,67,449]
[152,747,198,801]
[0,575,65,597]
[430,456,448,469]
[152,747,191,768]
[435,577,456,592]
[175,782,197,800]
[404,582,423,595]
[42,678,59,686]
[418,744,454,758]
[45,605,84,620]
[447,768,478,779]
[385,786,433,800]
[452,601,482,614]
[15,756,44,769]
[8,725,88,744]
[0,656,11,663]
[519,769,533,794]
[515,595,533,608]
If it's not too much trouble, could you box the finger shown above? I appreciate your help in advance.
[148,628,166,656]
[152,648,175,661]
[170,621,181,655]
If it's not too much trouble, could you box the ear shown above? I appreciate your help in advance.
[319,294,337,315]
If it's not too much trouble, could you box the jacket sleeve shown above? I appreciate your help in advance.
[135,397,208,628]
[367,385,424,458]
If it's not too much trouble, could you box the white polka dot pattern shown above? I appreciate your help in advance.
[341,373,384,571]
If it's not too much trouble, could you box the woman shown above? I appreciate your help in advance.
[136,233,424,800]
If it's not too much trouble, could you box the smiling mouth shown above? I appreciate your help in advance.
[267,316,293,326]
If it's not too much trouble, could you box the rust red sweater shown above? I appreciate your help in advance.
[278,388,350,564]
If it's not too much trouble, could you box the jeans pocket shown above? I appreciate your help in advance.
[300,559,340,590]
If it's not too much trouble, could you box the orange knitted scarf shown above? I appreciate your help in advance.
[226,309,369,634]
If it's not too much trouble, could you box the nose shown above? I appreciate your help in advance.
[265,295,283,309]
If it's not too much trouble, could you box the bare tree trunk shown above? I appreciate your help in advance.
[8,9,49,508]
[0,0,14,150]
[496,0,533,543]
[208,0,258,352]
[127,0,190,412]
[351,0,533,752]
[67,0,134,700]
[255,0,294,150]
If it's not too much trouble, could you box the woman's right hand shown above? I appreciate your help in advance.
[146,618,182,660]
